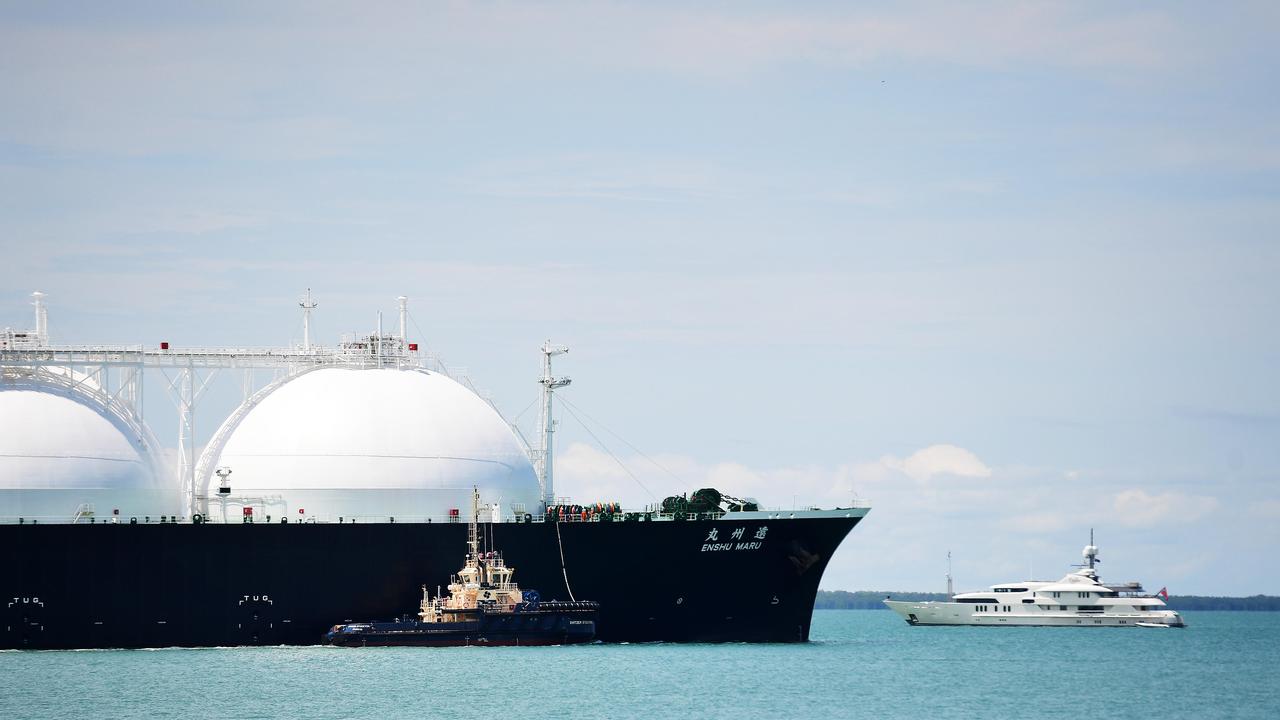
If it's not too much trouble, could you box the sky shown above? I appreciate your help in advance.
[2,1,1278,595]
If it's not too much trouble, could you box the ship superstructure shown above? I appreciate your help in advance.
[421,487,527,622]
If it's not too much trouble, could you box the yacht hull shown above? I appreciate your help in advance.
[884,600,1185,627]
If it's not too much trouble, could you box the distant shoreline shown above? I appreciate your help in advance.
[817,590,1280,611]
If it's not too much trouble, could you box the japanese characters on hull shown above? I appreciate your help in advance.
[701,524,769,553]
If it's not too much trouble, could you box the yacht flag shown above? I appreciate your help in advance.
[1157,587,1169,600]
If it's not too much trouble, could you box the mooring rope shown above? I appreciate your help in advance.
[555,520,576,602]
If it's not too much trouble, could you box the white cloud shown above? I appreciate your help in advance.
[552,442,634,504]
[889,444,993,482]
[1111,489,1218,528]
[554,442,871,510]
[552,442,1258,593]
[1001,511,1073,534]
[554,441,992,514]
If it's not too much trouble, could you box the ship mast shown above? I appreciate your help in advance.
[946,551,954,600]
[1085,528,1100,570]
[468,486,480,563]
[534,341,571,509]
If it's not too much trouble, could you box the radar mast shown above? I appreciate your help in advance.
[946,551,954,600]
[535,341,570,509]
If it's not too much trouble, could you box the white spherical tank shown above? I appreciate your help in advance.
[0,387,175,521]
[203,368,539,522]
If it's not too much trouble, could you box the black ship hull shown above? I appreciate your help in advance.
[1,515,861,649]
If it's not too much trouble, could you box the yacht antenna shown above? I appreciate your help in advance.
[946,551,954,600]
[1081,528,1100,571]
[535,341,571,508]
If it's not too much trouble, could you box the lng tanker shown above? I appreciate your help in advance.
[0,292,869,649]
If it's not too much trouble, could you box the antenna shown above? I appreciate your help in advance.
[397,296,408,342]
[468,486,480,562]
[376,311,383,363]
[946,551,954,600]
[1081,528,1100,571]
[535,341,571,508]
[299,289,317,351]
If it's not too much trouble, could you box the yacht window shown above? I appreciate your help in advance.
[1022,599,1035,603]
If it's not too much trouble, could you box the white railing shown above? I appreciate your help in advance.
[0,342,422,368]
[0,499,870,525]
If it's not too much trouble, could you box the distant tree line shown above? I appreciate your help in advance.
[815,590,1280,611]
[817,591,946,609]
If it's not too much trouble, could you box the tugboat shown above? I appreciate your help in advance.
[325,488,599,647]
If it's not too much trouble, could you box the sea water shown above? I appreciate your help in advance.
[2,611,1277,719]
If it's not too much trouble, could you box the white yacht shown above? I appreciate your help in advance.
[884,535,1185,628]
